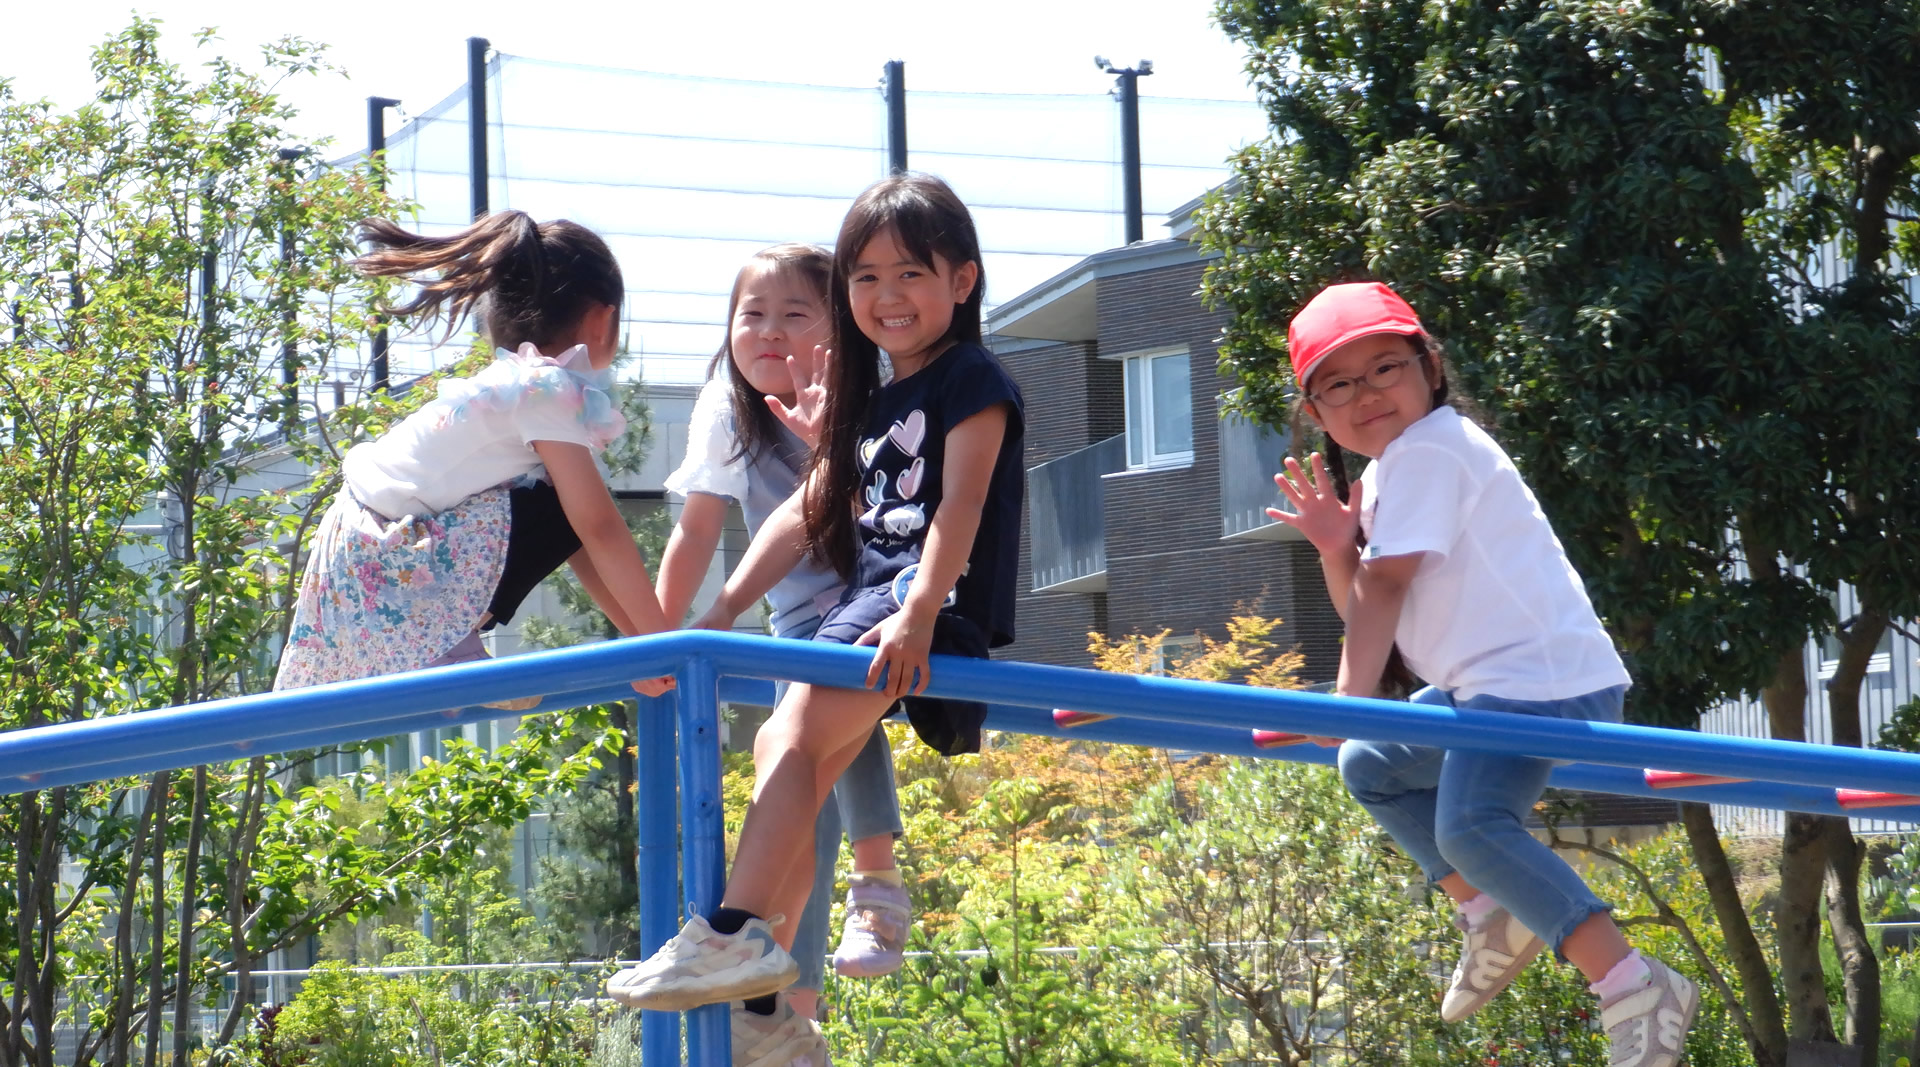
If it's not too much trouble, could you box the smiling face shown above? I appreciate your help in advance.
[728,261,829,400]
[1301,332,1442,459]
[846,225,979,377]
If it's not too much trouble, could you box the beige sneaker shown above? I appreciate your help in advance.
[606,914,796,1012]
[731,1000,830,1067]
[1439,901,1545,1022]
[1601,956,1698,1067]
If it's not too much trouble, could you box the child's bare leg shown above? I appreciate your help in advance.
[851,834,896,872]
[1558,912,1634,982]
[762,729,883,937]
[725,683,893,918]
[1437,872,1479,905]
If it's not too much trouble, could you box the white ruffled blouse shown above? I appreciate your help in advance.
[343,343,625,519]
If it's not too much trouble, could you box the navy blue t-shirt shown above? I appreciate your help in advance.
[849,341,1024,648]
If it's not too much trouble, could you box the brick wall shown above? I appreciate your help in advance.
[995,339,1114,667]
[1095,261,1344,684]
[989,261,1343,681]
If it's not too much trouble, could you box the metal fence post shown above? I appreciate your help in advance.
[633,692,679,1065]
[674,655,729,1061]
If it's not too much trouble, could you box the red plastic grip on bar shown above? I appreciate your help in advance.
[1835,789,1920,810]
[1644,769,1751,789]
[1052,709,1112,728]
[1251,730,1311,749]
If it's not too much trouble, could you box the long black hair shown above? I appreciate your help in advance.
[803,173,985,578]
[709,243,833,466]
[355,211,623,350]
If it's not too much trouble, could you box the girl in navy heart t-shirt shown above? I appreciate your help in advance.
[611,173,1024,1015]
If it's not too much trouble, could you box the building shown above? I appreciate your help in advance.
[986,196,1344,678]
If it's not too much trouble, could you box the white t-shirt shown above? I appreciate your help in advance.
[665,376,843,635]
[343,343,624,519]
[1358,406,1630,702]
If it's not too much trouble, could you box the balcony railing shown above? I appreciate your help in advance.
[1028,434,1125,592]
[1218,408,1302,541]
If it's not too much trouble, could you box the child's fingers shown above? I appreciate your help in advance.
[856,623,889,688]
[1264,506,1305,526]
[1273,466,1305,503]
[1309,451,1337,494]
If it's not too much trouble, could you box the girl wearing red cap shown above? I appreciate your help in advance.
[1269,281,1697,1067]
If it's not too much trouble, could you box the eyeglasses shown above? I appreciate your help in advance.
[1307,357,1417,409]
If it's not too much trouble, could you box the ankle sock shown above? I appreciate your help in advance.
[1589,949,1651,1000]
[707,906,761,936]
[852,868,904,888]
[742,993,778,1017]
[1457,892,1500,926]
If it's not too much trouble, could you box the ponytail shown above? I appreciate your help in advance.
[356,212,623,351]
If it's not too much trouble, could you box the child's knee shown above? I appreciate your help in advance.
[1433,804,1518,872]
[1335,741,1387,798]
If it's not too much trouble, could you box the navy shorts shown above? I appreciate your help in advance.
[815,582,989,756]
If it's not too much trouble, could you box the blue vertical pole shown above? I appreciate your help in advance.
[633,694,679,1065]
[674,656,729,1062]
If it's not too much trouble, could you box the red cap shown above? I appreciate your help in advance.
[1288,282,1425,389]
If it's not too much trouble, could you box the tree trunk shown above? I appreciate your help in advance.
[143,771,172,1067]
[1682,802,1787,1067]
[1746,540,1837,1045]
[216,759,269,1047]
[1823,608,1888,1063]
[613,703,640,959]
[1824,827,1878,1064]
[110,784,163,1067]
[171,767,209,1065]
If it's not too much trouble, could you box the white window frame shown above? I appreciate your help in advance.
[1118,346,1194,470]
[1816,587,1893,680]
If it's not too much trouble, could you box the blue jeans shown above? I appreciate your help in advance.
[774,617,905,991]
[1335,684,1627,954]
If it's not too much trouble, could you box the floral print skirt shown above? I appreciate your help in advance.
[274,488,511,691]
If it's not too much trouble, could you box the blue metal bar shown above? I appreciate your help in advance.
[3,631,1916,806]
[633,694,680,1064]
[672,655,729,1063]
[982,706,1920,823]
[2,678,779,796]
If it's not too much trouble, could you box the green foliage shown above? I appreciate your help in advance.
[243,962,605,1067]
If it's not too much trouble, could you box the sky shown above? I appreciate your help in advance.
[6,1,1273,386]
[6,0,1263,154]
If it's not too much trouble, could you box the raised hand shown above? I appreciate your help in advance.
[766,343,832,449]
[1267,452,1363,555]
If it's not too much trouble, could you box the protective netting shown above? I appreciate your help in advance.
[352,53,1269,387]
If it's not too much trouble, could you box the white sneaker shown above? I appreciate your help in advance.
[606,914,797,1012]
[1601,956,1698,1067]
[731,1001,830,1067]
[1440,901,1545,1022]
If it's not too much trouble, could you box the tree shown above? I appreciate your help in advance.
[0,21,622,1066]
[1197,3,1920,1066]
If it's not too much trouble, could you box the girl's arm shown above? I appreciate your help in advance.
[1268,453,1363,620]
[861,404,1010,698]
[655,492,730,625]
[691,483,810,630]
[1336,552,1423,699]
[568,549,634,634]
[534,439,671,637]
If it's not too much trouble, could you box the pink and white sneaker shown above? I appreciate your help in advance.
[831,877,910,978]
[606,914,796,1012]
